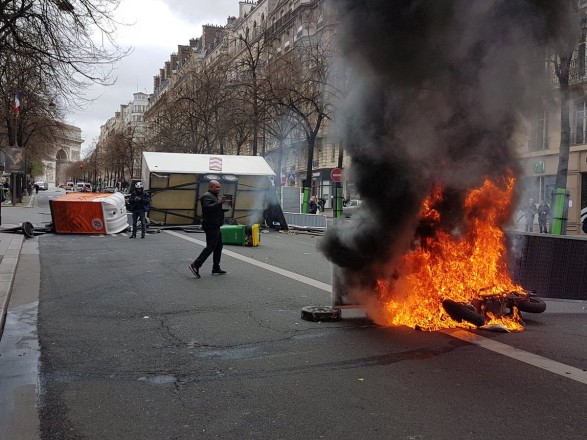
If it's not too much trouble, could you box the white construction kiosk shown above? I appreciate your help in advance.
[140,152,287,228]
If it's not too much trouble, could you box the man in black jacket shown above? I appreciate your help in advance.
[537,200,550,233]
[189,180,231,278]
[129,181,151,239]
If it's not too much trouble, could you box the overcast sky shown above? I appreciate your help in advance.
[67,0,238,155]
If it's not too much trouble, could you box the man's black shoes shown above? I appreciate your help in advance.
[188,263,201,278]
[189,264,226,277]
[129,234,136,239]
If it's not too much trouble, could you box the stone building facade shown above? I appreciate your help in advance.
[42,123,83,187]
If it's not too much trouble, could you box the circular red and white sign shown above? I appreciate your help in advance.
[330,168,343,182]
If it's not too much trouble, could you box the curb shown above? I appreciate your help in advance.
[0,234,24,338]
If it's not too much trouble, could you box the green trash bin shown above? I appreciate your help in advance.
[220,225,246,246]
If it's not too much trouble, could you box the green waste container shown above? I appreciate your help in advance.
[220,225,246,246]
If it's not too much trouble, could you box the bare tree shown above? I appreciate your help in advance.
[0,0,129,103]
[100,125,144,181]
[262,107,300,193]
[548,1,584,234]
[228,27,271,156]
[0,0,128,197]
[145,93,192,153]
[146,64,234,155]
[223,100,252,155]
[175,64,233,154]
[268,23,338,212]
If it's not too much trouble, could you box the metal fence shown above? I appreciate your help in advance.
[507,232,587,300]
[283,212,327,231]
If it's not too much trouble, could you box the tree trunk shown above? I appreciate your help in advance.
[334,140,344,218]
[275,139,284,194]
[303,132,316,213]
[552,55,572,235]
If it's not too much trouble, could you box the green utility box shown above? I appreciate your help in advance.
[220,225,246,246]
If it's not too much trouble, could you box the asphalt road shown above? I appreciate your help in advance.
[1,190,586,440]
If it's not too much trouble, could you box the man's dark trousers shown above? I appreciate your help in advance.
[195,227,223,269]
[132,209,147,237]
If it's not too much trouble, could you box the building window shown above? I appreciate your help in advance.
[579,31,586,78]
[574,100,587,145]
[529,110,548,151]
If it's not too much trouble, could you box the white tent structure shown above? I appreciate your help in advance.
[141,152,287,228]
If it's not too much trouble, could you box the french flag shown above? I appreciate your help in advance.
[14,90,20,115]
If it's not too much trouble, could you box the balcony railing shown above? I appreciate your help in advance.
[552,57,587,86]
[571,131,587,146]
[264,10,294,39]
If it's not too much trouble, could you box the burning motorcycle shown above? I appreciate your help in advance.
[442,289,546,328]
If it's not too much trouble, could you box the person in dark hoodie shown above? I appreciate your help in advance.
[128,181,150,239]
[308,195,318,214]
[188,180,232,278]
[537,200,551,233]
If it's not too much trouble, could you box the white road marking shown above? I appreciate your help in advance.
[165,229,587,385]
[164,230,331,292]
[443,329,587,385]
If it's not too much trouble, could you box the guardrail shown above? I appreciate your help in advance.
[283,212,327,231]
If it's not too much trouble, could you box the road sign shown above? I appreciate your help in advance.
[330,168,343,182]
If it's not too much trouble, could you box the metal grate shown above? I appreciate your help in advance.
[507,233,587,300]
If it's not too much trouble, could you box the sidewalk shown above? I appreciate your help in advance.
[0,233,25,337]
[0,193,35,336]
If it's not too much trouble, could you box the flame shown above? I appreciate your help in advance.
[376,175,526,331]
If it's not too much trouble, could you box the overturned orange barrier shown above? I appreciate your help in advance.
[49,192,128,234]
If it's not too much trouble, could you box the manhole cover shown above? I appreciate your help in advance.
[301,306,341,322]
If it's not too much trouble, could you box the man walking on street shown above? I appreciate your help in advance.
[129,181,150,239]
[188,180,231,278]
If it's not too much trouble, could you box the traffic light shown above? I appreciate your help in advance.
[80,163,83,170]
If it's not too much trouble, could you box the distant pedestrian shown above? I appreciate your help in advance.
[318,196,326,212]
[537,200,550,233]
[524,198,538,232]
[128,181,150,239]
[188,180,231,278]
[308,196,318,214]
[34,183,39,194]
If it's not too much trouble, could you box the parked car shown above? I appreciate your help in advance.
[34,181,48,191]
[64,181,75,192]
[342,199,362,218]
[75,182,91,192]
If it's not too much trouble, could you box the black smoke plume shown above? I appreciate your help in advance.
[321,0,580,291]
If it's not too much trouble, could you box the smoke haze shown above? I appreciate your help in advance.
[321,0,580,291]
